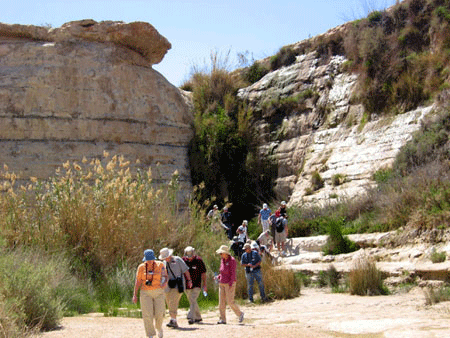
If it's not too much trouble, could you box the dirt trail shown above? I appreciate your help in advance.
[39,287,450,338]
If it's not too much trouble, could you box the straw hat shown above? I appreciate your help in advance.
[159,247,174,260]
[216,245,231,255]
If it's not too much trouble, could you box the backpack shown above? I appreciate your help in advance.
[275,217,285,233]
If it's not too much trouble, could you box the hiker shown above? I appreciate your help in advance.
[182,246,207,325]
[269,210,280,247]
[257,229,273,251]
[208,204,229,234]
[159,247,192,329]
[258,203,272,232]
[275,214,289,256]
[236,220,248,259]
[241,242,267,303]
[221,206,233,239]
[279,201,288,218]
[215,245,245,324]
[133,249,168,338]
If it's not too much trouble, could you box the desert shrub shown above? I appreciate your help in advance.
[243,61,269,84]
[424,286,450,305]
[322,217,359,255]
[349,254,388,296]
[270,46,297,71]
[331,173,346,186]
[0,249,87,332]
[430,250,447,263]
[311,171,325,191]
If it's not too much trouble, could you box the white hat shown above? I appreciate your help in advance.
[281,201,286,206]
[216,245,231,255]
[214,204,218,209]
[251,242,259,249]
[159,247,173,260]
[184,246,195,256]
[263,203,268,209]
[243,220,248,225]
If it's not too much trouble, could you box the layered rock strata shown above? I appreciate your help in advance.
[0,20,193,196]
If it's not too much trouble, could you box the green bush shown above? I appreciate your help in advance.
[311,171,325,191]
[243,61,269,84]
[270,46,297,71]
[430,250,446,263]
[322,217,359,255]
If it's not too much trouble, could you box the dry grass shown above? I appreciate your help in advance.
[349,253,387,296]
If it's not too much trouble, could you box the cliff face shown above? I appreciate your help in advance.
[238,50,432,207]
[0,20,193,195]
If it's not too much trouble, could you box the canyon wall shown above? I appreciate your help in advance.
[0,20,193,196]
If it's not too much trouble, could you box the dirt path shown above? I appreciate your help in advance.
[39,287,450,338]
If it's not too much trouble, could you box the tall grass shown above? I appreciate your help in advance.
[349,254,388,296]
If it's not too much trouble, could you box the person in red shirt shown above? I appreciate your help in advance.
[182,246,207,324]
[215,245,244,324]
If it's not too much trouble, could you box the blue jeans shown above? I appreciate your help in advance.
[246,268,266,302]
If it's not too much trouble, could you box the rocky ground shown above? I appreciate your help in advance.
[39,232,450,338]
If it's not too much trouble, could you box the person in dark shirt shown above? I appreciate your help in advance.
[182,246,207,324]
[221,206,233,239]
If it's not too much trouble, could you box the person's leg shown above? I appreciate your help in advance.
[153,289,165,336]
[165,288,182,326]
[185,288,201,321]
[246,272,255,302]
[218,283,227,322]
[254,269,266,301]
[140,290,156,337]
[225,282,243,318]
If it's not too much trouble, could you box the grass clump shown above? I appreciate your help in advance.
[322,217,359,255]
[349,254,388,296]
[424,286,450,305]
[430,250,447,263]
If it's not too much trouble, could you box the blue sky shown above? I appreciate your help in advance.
[1,0,397,86]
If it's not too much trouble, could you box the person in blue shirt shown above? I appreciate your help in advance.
[258,203,272,233]
[240,242,267,303]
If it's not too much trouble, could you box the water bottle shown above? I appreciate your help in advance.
[203,290,208,297]
[214,272,219,284]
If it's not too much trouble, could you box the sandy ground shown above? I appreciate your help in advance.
[39,287,450,338]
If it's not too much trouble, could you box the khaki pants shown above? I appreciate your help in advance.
[165,287,183,318]
[218,282,242,322]
[140,288,165,337]
[185,287,202,321]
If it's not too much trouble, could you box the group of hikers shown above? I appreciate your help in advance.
[133,202,288,338]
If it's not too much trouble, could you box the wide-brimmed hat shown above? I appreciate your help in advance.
[159,247,174,260]
[184,246,195,257]
[142,249,156,262]
[216,245,231,255]
[243,243,251,250]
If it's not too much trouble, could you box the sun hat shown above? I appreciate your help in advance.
[143,249,156,262]
[216,245,231,255]
[251,242,259,250]
[263,203,268,209]
[243,243,251,250]
[214,204,218,209]
[159,247,174,260]
[184,246,195,257]
[243,220,248,225]
[281,201,287,206]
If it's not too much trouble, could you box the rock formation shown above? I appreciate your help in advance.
[0,20,193,196]
[238,50,433,207]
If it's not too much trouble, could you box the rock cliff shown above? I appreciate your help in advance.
[0,20,193,196]
[238,48,433,207]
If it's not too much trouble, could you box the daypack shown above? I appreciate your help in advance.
[275,217,285,232]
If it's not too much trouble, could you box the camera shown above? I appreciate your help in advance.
[145,280,152,286]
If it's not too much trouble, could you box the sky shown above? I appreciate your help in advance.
[1,0,397,86]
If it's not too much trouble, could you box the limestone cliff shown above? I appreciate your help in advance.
[238,48,433,208]
[0,20,192,196]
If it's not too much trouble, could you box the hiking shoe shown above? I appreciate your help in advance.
[217,320,226,324]
[188,319,195,325]
[166,319,178,328]
[239,312,245,323]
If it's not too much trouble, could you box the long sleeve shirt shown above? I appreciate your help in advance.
[219,255,237,286]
